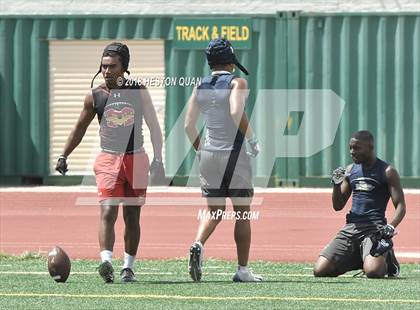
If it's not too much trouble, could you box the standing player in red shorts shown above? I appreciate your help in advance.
[55,42,164,283]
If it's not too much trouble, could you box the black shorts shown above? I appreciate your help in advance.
[199,149,254,198]
[320,223,383,273]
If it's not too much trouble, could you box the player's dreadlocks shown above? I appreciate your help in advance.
[91,42,130,88]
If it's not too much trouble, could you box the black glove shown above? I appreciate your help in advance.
[381,224,395,239]
[370,237,393,257]
[246,134,260,158]
[150,158,166,185]
[331,167,346,185]
[55,155,68,175]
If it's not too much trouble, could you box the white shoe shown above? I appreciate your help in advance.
[188,241,204,282]
[233,267,263,282]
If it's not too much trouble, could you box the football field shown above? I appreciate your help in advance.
[0,255,419,309]
[0,188,419,309]
[1,2,419,309]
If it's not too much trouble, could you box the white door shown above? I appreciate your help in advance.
[49,40,165,175]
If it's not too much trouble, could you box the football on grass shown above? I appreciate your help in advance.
[47,246,71,283]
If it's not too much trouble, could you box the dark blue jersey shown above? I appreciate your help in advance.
[196,73,244,152]
[346,158,391,225]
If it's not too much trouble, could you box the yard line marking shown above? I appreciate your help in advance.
[0,271,175,275]
[0,271,387,278]
[0,271,313,277]
[0,292,419,303]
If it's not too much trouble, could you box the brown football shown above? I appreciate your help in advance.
[47,246,71,283]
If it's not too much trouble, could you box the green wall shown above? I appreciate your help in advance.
[0,13,418,186]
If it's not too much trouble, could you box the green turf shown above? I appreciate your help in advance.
[0,255,419,309]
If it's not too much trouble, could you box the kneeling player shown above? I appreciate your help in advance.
[314,131,406,278]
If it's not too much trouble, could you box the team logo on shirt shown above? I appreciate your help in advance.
[354,180,375,191]
[104,107,135,128]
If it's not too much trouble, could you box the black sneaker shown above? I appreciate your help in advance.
[387,249,400,277]
[98,261,114,283]
[120,268,137,283]
[188,242,203,282]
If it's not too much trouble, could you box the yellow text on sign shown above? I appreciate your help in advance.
[176,26,210,41]
[220,26,249,41]
[176,25,250,42]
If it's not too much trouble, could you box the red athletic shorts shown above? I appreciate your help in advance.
[93,151,149,204]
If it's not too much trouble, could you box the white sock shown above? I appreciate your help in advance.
[123,252,135,270]
[100,250,113,263]
[239,265,248,272]
[195,240,203,248]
